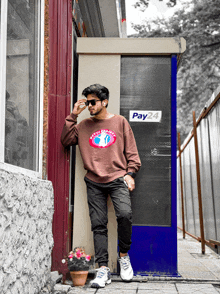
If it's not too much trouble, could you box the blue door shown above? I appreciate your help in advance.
[120,55,178,276]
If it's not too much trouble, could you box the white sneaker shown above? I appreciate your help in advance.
[118,254,134,281]
[90,267,111,288]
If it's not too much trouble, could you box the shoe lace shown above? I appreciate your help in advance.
[96,268,107,279]
[120,256,130,270]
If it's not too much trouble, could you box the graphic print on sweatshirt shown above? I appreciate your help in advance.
[89,129,116,148]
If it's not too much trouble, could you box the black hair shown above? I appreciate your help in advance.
[82,84,109,102]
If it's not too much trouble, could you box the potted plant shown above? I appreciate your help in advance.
[63,247,93,286]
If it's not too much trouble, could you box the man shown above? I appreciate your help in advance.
[61,84,141,288]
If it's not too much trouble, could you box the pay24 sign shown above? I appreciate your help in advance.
[129,110,162,123]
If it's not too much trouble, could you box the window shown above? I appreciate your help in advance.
[0,0,44,174]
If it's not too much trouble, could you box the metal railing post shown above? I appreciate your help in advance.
[192,111,205,254]
[178,132,185,239]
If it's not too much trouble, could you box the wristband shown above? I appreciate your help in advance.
[126,172,136,179]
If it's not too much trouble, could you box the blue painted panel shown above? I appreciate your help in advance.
[171,55,177,229]
[130,226,178,276]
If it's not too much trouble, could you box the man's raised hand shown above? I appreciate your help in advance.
[72,99,87,115]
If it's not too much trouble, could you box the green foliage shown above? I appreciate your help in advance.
[131,0,220,142]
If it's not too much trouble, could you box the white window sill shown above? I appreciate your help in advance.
[0,162,42,179]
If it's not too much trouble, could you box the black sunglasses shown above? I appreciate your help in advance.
[85,99,101,106]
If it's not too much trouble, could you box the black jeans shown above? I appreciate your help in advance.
[84,176,132,267]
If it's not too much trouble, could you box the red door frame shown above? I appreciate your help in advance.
[48,0,72,275]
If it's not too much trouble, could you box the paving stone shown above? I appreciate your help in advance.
[178,253,193,259]
[53,284,71,293]
[138,283,176,290]
[137,282,177,293]
[178,259,204,268]
[97,289,136,294]
[197,259,220,279]
[213,284,220,293]
[51,271,63,284]
[179,270,217,280]
[176,283,219,294]
[68,287,96,294]
[138,290,177,294]
[101,282,139,289]
[191,253,220,259]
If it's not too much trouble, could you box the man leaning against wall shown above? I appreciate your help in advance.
[61,84,141,289]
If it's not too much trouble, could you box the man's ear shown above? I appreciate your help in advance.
[102,99,108,106]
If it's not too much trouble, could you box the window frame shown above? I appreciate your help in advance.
[0,0,45,178]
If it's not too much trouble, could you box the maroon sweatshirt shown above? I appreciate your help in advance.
[61,113,141,183]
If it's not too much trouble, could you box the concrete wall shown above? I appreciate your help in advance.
[73,54,120,272]
[0,169,54,294]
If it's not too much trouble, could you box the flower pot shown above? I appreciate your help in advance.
[70,271,88,286]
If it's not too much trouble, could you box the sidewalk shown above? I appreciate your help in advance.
[55,231,220,294]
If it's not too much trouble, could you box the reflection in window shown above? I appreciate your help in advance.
[5,90,29,167]
[5,0,40,171]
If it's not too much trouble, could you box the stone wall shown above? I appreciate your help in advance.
[0,169,54,294]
